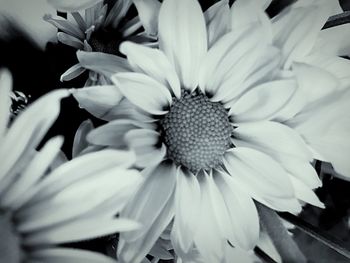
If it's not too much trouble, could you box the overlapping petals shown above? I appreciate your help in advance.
[0,69,143,263]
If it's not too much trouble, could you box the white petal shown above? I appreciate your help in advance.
[44,14,84,39]
[24,218,140,245]
[60,63,86,82]
[289,175,324,208]
[229,79,296,122]
[303,53,350,89]
[293,62,339,102]
[133,0,160,36]
[1,136,63,209]
[118,187,175,263]
[158,0,207,89]
[112,72,172,115]
[17,167,141,232]
[124,129,166,168]
[77,51,131,78]
[223,148,301,213]
[0,69,12,137]
[121,161,177,242]
[99,98,155,122]
[199,26,272,101]
[87,119,147,147]
[314,22,350,57]
[29,248,116,263]
[57,32,84,49]
[272,5,333,68]
[275,155,321,189]
[72,119,94,158]
[104,0,132,29]
[232,137,322,190]
[234,121,312,161]
[204,0,231,47]
[72,85,123,119]
[47,0,103,12]
[0,89,69,183]
[120,41,181,98]
[173,167,200,253]
[192,172,224,263]
[224,148,294,199]
[22,149,136,206]
[231,0,272,42]
[214,170,259,250]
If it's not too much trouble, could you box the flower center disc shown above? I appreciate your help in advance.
[89,29,122,56]
[160,90,233,174]
[0,213,21,263]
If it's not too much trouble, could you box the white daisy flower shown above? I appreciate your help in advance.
[45,0,160,85]
[0,69,143,262]
[224,0,350,179]
[72,0,331,262]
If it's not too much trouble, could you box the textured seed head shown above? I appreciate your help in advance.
[160,90,233,174]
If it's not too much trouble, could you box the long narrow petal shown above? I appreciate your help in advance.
[72,120,94,158]
[229,80,296,122]
[1,136,63,209]
[199,26,272,101]
[47,0,103,12]
[29,248,116,263]
[120,42,181,98]
[214,170,259,250]
[192,172,224,263]
[60,64,86,82]
[173,167,201,253]
[303,53,350,89]
[133,0,160,36]
[231,0,272,42]
[223,148,301,213]
[293,62,339,103]
[272,4,334,68]
[72,85,123,119]
[20,149,136,207]
[112,72,172,115]
[24,218,140,245]
[44,14,84,39]
[158,0,207,89]
[121,161,177,242]
[118,188,175,263]
[234,121,312,161]
[57,32,84,49]
[77,51,131,78]
[289,175,324,208]
[0,69,12,137]
[124,129,166,168]
[204,0,231,47]
[18,167,140,232]
[0,90,69,183]
[87,119,148,147]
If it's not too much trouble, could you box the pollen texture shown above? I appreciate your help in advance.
[160,90,233,174]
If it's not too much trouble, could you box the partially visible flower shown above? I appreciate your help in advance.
[224,0,350,179]
[0,69,143,262]
[45,0,160,85]
[73,0,328,262]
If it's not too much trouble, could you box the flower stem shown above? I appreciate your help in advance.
[323,11,350,29]
[256,202,307,263]
[278,212,350,260]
